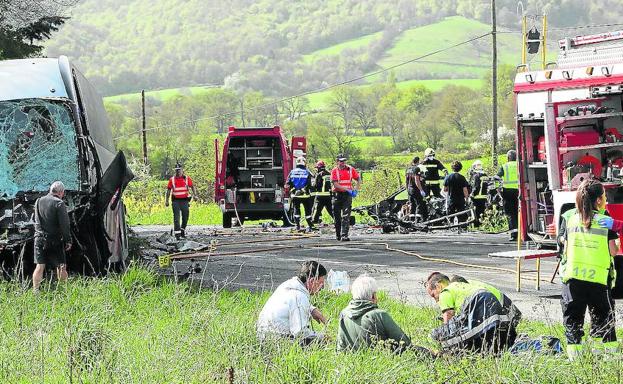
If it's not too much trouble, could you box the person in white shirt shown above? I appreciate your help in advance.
[257,261,328,345]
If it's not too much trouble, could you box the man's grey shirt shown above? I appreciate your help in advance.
[35,193,71,244]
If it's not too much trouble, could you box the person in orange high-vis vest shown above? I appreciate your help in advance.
[331,154,360,242]
[166,163,197,239]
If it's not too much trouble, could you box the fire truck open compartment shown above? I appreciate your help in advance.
[226,136,285,205]
[215,126,302,228]
[519,93,623,239]
[515,30,623,246]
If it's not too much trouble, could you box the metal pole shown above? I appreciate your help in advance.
[141,90,148,165]
[491,0,498,167]
[542,14,548,69]
[521,15,527,67]
[240,99,246,127]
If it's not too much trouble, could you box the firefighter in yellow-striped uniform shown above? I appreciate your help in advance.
[498,150,519,241]
[311,160,333,224]
[421,148,447,198]
[559,180,619,360]
[287,157,314,231]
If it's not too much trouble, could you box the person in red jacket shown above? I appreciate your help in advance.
[166,163,197,239]
[331,154,360,241]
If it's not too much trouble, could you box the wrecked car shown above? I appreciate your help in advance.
[0,56,133,278]
[353,187,475,233]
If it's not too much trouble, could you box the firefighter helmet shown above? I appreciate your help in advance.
[316,160,326,168]
[296,157,306,166]
[424,148,435,157]
[507,150,517,161]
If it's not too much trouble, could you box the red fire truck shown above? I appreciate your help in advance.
[514,31,623,246]
[214,126,306,228]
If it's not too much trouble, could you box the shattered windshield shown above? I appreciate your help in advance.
[0,99,80,199]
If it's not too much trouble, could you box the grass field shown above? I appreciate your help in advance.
[303,31,383,62]
[3,269,622,383]
[373,16,520,82]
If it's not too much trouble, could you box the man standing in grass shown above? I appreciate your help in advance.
[425,272,521,353]
[257,260,328,345]
[32,181,72,292]
[165,162,197,239]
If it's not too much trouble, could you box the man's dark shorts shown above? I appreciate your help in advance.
[34,236,66,268]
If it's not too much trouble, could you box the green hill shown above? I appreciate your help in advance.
[44,0,617,97]
[302,31,383,63]
[374,16,520,82]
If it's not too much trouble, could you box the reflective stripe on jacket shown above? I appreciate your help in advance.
[312,174,332,196]
[332,166,356,192]
[288,167,311,198]
[562,212,613,286]
[502,161,518,190]
[474,175,489,199]
[169,176,190,198]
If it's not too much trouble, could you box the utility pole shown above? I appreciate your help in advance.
[240,99,246,127]
[491,0,498,167]
[141,90,148,165]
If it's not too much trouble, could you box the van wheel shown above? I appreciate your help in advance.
[223,213,232,228]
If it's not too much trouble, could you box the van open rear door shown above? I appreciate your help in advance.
[214,138,222,202]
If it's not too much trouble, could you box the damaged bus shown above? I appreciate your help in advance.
[0,56,133,278]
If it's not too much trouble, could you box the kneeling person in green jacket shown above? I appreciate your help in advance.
[337,274,411,353]
[426,272,521,353]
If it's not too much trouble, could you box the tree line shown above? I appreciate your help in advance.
[107,65,516,185]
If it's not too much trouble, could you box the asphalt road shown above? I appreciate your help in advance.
[134,224,569,322]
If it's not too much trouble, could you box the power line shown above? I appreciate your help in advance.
[498,22,623,34]
[114,32,492,141]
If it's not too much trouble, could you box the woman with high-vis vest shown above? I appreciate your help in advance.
[560,179,619,360]
[497,150,519,241]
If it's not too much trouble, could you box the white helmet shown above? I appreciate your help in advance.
[424,148,435,157]
[472,160,483,170]
[296,157,306,166]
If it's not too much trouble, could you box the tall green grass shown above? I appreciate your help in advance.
[1,269,622,383]
[127,202,222,226]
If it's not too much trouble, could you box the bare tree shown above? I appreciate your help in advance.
[0,0,77,29]
[279,97,309,122]
[351,89,377,136]
[329,86,356,134]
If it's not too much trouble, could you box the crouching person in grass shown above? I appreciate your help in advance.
[257,260,328,346]
[426,272,521,354]
[337,274,433,357]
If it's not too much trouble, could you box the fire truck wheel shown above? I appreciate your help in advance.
[222,213,232,229]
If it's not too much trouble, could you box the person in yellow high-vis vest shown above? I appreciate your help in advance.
[497,150,519,241]
[560,180,619,360]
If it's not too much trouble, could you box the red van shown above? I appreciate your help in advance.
[214,126,306,227]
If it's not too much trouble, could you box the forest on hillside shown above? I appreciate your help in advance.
[46,0,623,96]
